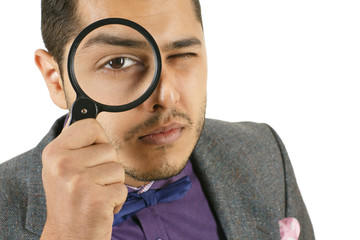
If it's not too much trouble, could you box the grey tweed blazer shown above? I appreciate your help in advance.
[0,116,315,239]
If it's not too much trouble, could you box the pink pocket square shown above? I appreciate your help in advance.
[279,217,301,240]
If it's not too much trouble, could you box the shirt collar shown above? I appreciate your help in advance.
[127,181,155,194]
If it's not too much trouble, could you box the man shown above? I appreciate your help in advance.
[0,0,315,239]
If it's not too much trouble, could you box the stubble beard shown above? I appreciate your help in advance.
[118,99,207,182]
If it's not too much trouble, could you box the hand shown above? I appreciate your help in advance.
[40,119,127,240]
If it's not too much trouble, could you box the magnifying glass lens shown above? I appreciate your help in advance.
[73,24,156,106]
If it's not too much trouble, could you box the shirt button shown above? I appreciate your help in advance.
[156,238,162,240]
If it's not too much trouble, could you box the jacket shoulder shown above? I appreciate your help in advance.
[196,118,284,192]
[202,119,277,149]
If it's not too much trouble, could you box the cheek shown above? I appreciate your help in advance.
[96,111,135,136]
[62,76,77,106]
[176,59,207,108]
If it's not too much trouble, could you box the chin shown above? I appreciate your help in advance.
[124,156,189,182]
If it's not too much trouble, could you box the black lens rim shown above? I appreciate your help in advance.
[67,18,161,113]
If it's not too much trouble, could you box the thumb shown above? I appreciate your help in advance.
[113,205,122,214]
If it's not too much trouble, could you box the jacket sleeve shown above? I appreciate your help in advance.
[268,125,316,240]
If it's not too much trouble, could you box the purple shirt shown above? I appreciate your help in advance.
[111,160,226,239]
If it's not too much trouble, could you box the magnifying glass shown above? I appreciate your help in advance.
[67,18,161,125]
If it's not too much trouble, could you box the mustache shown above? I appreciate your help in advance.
[123,108,193,142]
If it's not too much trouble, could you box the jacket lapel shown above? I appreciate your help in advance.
[25,171,47,236]
[25,116,65,236]
[191,119,281,239]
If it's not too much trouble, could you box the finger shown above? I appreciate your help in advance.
[87,162,125,186]
[64,143,118,169]
[42,142,118,178]
[114,205,122,214]
[55,118,109,149]
[103,183,128,212]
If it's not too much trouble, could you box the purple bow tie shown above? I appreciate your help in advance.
[113,176,192,226]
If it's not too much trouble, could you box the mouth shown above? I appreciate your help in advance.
[138,123,184,145]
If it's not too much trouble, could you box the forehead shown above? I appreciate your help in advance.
[76,0,203,44]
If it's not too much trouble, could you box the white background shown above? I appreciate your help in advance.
[1,1,359,239]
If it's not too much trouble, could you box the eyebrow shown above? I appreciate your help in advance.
[163,37,202,52]
[80,34,202,53]
[81,33,149,50]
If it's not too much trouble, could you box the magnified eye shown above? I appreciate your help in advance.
[104,57,136,70]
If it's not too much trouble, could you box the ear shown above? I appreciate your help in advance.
[34,49,68,109]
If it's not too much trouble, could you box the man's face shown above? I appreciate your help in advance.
[61,0,207,185]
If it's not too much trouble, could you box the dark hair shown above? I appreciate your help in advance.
[41,0,80,71]
[41,0,202,70]
[192,0,203,28]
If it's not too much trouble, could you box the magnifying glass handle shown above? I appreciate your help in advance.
[69,97,98,125]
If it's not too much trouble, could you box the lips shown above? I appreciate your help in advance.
[138,123,184,145]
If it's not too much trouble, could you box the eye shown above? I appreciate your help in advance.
[167,53,197,61]
[177,53,197,59]
[104,57,136,70]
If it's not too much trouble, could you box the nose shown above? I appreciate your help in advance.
[142,66,180,112]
